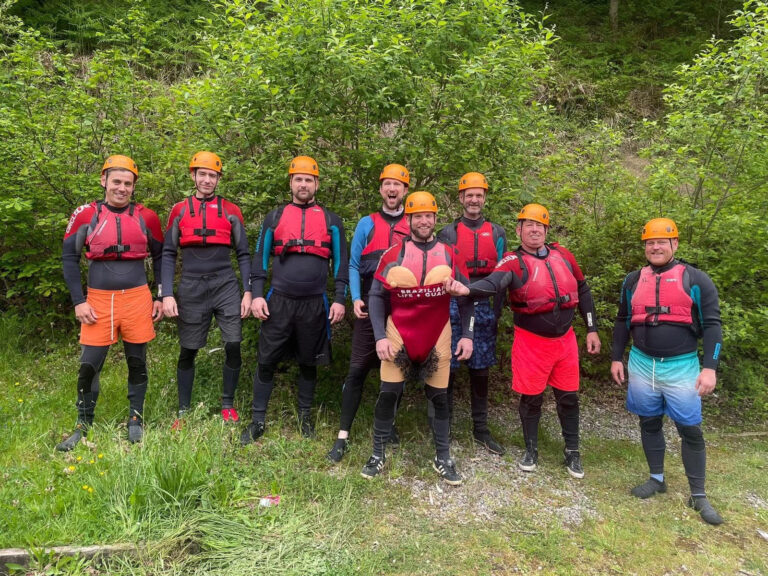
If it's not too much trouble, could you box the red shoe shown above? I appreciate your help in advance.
[221,408,240,423]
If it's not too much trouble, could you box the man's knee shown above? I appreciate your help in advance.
[675,422,705,450]
[553,389,578,411]
[519,392,545,417]
[224,342,241,369]
[640,415,664,434]
[178,347,198,370]
[127,355,148,385]
[374,382,402,419]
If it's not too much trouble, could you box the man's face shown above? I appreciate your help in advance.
[408,212,436,241]
[644,237,678,267]
[192,168,220,198]
[459,188,486,219]
[100,169,136,208]
[290,173,318,204]
[516,219,548,252]
[379,178,407,211]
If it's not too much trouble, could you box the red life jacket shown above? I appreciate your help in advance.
[360,212,408,262]
[376,239,454,363]
[178,196,233,247]
[85,202,150,261]
[507,247,579,314]
[630,264,693,326]
[455,220,498,275]
[272,203,332,259]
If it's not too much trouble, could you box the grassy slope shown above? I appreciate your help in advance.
[1,317,766,575]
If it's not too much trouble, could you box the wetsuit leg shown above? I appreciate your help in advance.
[250,364,276,424]
[639,415,666,475]
[426,384,451,460]
[469,367,490,437]
[296,363,317,422]
[339,365,370,433]
[124,342,148,420]
[553,388,579,451]
[518,392,544,453]
[446,371,457,425]
[372,381,403,459]
[177,347,198,413]
[675,421,707,496]
[77,345,109,425]
[222,341,241,409]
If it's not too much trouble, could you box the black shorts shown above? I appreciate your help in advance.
[349,312,379,371]
[177,272,242,349]
[257,291,331,366]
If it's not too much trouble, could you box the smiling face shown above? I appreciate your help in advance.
[290,173,318,204]
[516,219,548,252]
[459,187,486,219]
[644,237,678,266]
[100,169,136,208]
[192,167,221,199]
[379,178,407,211]
[408,212,436,242]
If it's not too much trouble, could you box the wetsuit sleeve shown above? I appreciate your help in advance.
[557,246,598,333]
[436,223,457,246]
[493,223,508,319]
[250,211,275,298]
[452,253,475,340]
[62,205,94,306]
[161,202,183,296]
[467,252,523,297]
[329,211,349,305]
[227,203,251,293]
[141,208,164,298]
[368,278,389,341]
[690,268,723,370]
[349,216,374,302]
[611,272,635,361]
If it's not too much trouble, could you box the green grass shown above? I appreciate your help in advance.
[1,316,767,575]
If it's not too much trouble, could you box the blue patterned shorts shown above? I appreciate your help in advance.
[450,297,498,370]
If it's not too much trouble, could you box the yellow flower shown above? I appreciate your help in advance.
[89,459,95,464]
[68,466,76,472]
[15,382,19,386]
[98,454,104,459]
[17,398,23,403]
[99,471,105,476]
[88,487,94,494]
[82,485,89,490]
[76,456,82,462]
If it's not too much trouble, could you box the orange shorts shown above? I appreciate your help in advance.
[80,285,155,346]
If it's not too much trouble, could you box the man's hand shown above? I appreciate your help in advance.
[443,277,469,297]
[240,292,253,319]
[695,368,717,396]
[328,303,345,325]
[75,302,98,325]
[586,332,601,355]
[454,337,473,361]
[610,361,625,385]
[376,338,395,362]
[152,300,164,322]
[251,297,269,320]
[353,299,368,319]
[163,296,178,318]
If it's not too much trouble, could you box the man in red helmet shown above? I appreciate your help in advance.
[437,172,507,455]
[241,156,348,444]
[360,191,474,486]
[611,218,723,525]
[446,203,600,479]
[58,155,164,450]
[327,164,410,463]
[162,152,252,427]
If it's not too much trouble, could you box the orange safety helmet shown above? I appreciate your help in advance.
[458,172,488,191]
[289,155,319,176]
[101,155,138,180]
[404,191,438,214]
[641,218,678,241]
[517,203,550,225]
[189,151,223,174]
[379,164,410,185]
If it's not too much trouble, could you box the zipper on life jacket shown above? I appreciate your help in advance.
[115,215,123,260]
[420,246,428,286]
[544,260,561,307]
[472,231,479,274]
[201,198,208,247]
[653,274,661,325]
[300,206,306,253]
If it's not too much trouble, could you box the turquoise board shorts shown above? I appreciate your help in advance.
[626,346,702,426]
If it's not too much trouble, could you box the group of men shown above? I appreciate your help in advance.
[58,152,724,525]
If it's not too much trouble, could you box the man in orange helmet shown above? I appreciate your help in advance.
[611,218,724,525]
[360,191,474,486]
[241,156,348,444]
[446,203,600,478]
[162,152,252,427]
[437,172,507,455]
[58,155,164,450]
[327,164,410,463]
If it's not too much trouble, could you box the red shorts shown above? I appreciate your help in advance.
[80,285,155,346]
[511,326,579,395]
